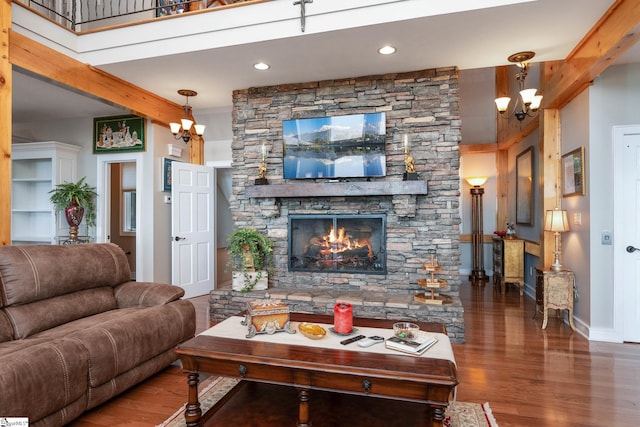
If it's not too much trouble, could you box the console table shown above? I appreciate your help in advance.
[492,237,524,295]
[535,268,576,331]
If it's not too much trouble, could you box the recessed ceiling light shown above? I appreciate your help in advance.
[378,46,396,55]
[254,62,270,71]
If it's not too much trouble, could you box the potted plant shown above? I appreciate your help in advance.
[227,228,274,293]
[49,177,98,242]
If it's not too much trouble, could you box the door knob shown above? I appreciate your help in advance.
[626,245,639,253]
[174,236,186,241]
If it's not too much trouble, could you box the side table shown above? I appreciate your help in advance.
[535,268,576,331]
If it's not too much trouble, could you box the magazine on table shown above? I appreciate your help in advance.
[385,331,438,355]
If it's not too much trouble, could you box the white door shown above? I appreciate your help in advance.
[614,125,640,343]
[171,162,215,298]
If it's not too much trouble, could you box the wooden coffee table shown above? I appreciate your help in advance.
[175,313,458,427]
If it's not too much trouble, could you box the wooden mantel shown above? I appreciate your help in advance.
[245,180,428,198]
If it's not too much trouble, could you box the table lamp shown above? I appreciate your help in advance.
[544,208,570,271]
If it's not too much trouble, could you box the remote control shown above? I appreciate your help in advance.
[357,336,385,347]
[340,335,366,345]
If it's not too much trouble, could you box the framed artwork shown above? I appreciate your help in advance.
[94,114,145,154]
[562,147,586,197]
[516,147,534,225]
[163,157,181,192]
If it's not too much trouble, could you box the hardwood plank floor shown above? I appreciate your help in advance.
[69,281,640,426]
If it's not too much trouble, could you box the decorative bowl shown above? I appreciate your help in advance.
[298,322,326,340]
[393,322,419,340]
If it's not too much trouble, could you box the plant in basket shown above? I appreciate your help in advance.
[227,228,274,293]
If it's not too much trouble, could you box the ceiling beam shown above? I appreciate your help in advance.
[8,31,183,126]
[544,0,640,109]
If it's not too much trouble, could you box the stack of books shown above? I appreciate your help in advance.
[385,331,438,355]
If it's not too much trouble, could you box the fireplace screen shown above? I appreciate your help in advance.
[288,214,386,274]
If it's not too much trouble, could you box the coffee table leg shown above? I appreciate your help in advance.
[431,405,445,427]
[184,372,202,427]
[297,388,311,427]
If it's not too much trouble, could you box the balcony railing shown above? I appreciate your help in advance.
[15,0,253,31]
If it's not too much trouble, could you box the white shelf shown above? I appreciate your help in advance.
[11,142,80,245]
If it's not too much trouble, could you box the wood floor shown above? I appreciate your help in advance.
[69,281,640,427]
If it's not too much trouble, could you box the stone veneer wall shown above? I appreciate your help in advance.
[210,68,465,342]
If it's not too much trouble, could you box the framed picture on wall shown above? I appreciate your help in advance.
[162,157,181,192]
[562,147,586,197]
[516,147,534,225]
[94,114,145,154]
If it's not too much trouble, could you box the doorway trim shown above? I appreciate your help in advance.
[96,153,148,280]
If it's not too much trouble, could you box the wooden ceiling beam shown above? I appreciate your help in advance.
[544,0,640,109]
[8,30,183,126]
[459,143,498,154]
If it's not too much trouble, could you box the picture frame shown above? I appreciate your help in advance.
[163,157,181,192]
[562,146,586,197]
[94,114,145,154]
[516,146,534,225]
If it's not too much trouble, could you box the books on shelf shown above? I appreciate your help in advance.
[385,331,438,355]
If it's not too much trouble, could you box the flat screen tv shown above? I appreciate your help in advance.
[283,112,386,179]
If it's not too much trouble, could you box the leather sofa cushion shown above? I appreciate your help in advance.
[0,338,89,422]
[32,300,196,387]
[0,310,13,343]
[114,281,185,307]
[0,243,130,306]
[5,287,117,339]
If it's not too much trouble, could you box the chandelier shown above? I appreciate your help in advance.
[170,89,205,143]
[494,51,543,121]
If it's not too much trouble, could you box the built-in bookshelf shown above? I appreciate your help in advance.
[11,142,81,245]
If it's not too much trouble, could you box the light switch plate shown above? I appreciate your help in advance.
[601,230,612,245]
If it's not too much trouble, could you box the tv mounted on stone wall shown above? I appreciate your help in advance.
[282,112,386,179]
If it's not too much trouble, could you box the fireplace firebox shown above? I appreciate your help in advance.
[288,214,386,274]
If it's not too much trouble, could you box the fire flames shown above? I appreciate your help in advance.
[310,226,373,258]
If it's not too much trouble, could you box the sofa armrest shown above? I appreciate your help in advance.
[114,282,186,308]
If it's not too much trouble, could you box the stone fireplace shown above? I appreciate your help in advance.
[288,214,386,275]
[209,67,465,342]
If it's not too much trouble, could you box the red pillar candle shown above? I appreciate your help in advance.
[333,302,353,334]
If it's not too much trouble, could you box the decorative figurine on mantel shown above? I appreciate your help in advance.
[414,249,452,305]
[506,222,517,238]
[255,143,269,185]
[402,134,418,181]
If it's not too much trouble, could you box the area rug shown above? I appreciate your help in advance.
[158,376,499,427]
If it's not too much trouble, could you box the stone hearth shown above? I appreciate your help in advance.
[209,67,465,342]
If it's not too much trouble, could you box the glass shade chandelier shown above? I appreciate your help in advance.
[170,89,205,144]
[495,51,543,122]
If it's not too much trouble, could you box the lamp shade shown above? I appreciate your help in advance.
[495,97,510,113]
[544,209,570,232]
[466,176,488,187]
[519,88,538,105]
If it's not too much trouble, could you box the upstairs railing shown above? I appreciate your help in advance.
[15,0,253,31]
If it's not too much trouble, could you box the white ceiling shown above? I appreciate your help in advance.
[11,0,639,123]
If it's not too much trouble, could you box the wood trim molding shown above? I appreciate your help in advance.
[544,0,640,109]
[1,0,12,245]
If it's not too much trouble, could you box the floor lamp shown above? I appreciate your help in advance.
[467,177,488,284]
[544,208,570,271]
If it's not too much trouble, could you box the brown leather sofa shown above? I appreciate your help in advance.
[0,243,196,426]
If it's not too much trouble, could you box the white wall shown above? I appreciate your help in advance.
[560,89,591,327]
[201,108,233,162]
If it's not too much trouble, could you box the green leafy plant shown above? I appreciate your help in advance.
[227,228,274,292]
[48,177,98,228]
